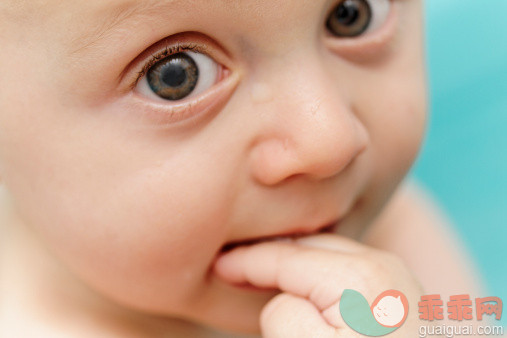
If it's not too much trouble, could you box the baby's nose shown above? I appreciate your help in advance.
[249,69,369,186]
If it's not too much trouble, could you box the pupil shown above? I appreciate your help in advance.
[147,53,199,101]
[326,0,371,37]
[161,62,187,88]
[337,2,359,25]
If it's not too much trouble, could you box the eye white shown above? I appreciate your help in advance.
[136,51,219,102]
[365,0,391,33]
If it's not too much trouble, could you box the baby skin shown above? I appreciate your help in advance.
[0,0,483,337]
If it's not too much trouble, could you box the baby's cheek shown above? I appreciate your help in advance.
[374,85,426,175]
[2,106,235,313]
[58,156,234,311]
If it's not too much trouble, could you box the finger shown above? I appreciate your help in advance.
[260,292,339,338]
[213,234,388,318]
[293,233,367,253]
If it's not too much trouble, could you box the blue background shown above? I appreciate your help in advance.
[412,0,506,323]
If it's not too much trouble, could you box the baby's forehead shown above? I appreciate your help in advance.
[5,0,274,21]
[2,1,173,29]
[2,1,190,56]
[8,0,322,64]
[3,0,277,49]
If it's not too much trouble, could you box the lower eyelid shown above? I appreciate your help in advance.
[123,70,240,129]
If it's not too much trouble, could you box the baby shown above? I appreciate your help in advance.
[0,0,484,337]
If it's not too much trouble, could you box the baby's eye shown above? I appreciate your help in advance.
[136,51,219,102]
[326,0,390,37]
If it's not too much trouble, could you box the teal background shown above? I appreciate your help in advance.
[412,0,506,324]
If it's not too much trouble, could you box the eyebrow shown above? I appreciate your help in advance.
[68,0,181,56]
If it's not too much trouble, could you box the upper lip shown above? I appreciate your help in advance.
[219,218,341,252]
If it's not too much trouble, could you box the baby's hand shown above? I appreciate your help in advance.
[213,234,424,337]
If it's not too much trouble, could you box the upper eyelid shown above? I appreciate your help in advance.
[324,0,394,39]
[130,43,210,90]
[119,32,233,93]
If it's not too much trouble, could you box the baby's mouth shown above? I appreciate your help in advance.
[213,221,340,293]
[218,221,340,254]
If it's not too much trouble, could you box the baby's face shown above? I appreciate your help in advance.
[0,0,426,333]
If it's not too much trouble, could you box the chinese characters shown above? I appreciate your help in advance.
[418,295,502,321]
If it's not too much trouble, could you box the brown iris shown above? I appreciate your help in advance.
[147,53,199,101]
[326,0,372,37]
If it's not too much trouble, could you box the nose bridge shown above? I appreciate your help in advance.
[248,55,368,185]
[283,64,356,146]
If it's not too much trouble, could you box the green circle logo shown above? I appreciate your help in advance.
[339,289,409,336]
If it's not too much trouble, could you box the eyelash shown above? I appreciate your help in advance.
[131,43,209,90]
